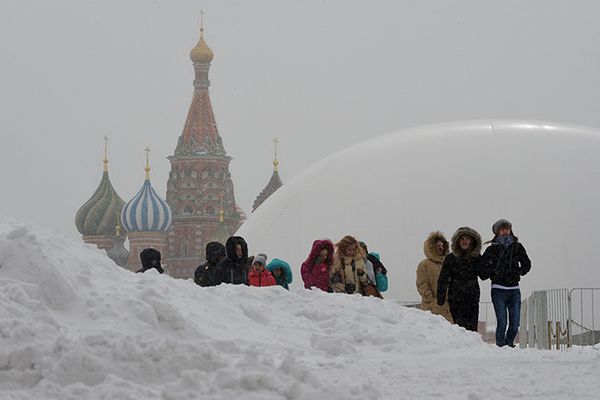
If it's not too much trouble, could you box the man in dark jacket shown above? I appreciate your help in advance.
[214,236,250,285]
[137,248,164,274]
[481,219,531,347]
[194,242,226,287]
[437,227,486,332]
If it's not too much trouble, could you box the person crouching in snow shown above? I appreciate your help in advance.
[137,248,164,274]
[248,253,276,287]
[416,231,452,323]
[330,235,367,294]
[437,227,486,332]
[266,258,293,290]
[301,239,334,292]
[481,219,531,348]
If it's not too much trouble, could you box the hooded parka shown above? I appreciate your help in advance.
[330,248,367,294]
[437,227,487,332]
[266,258,293,290]
[215,236,250,285]
[301,240,334,292]
[416,231,452,322]
[194,242,226,287]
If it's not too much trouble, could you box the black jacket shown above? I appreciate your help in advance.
[481,240,531,287]
[215,236,250,285]
[367,253,388,275]
[194,242,226,287]
[437,227,486,305]
[137,248,164,274]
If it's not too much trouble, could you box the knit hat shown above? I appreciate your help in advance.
[492,219,512,235]
[253,253,268,266]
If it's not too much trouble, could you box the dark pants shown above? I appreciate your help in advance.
[449,301,479,332]
[491,288,521,347]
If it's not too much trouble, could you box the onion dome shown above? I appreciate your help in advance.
[190,27,214,63]
[121,148,172,233]
[75,138,125,236]
[107,223,129,267]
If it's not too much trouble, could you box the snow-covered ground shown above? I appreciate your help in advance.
[1,217,599,400]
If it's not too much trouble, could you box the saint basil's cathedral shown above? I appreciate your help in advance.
[75,21,283,278]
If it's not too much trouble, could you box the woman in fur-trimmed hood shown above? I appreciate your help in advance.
[301,239,334,292]
[416,231,452,322]
[437,227,487,332]
[330,235,367,294]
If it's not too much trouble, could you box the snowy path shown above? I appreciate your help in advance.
[1,217,599,400]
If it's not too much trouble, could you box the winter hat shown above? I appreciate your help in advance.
[369,252,381,261]
[492,219,512,235]
[253,253,268,266]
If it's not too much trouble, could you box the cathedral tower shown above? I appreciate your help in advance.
[252,138,284,211]
[121,148,172,271]
[75,137,125,250]
[165,19,242,278]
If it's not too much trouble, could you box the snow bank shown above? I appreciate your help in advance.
[1,217,599,399]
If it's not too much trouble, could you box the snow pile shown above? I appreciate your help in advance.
[1,217,599,399]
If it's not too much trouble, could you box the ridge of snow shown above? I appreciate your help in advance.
[0,216,599,399]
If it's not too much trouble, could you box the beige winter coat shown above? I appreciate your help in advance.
[416,231,453,322]
[330,251,367,294]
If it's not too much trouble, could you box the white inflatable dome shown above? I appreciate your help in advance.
[237,120,600,300]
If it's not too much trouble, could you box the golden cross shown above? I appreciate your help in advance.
[144,146,151,178]
[272,137,280,171]
[200,9,204,32]
[103,136,109,171]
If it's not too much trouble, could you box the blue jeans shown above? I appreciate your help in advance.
[491,288,521,347]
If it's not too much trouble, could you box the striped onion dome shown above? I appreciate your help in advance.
[121,177,172,233]
[75,168,125,236]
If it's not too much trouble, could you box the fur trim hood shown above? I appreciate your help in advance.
[423,231,449,263]
[225,236,249,264]
[450,227,482,257]
[305,239,334,267]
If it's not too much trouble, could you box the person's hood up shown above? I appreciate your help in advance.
[450,227,482,257]
[305,239,334,266]
[140,248,161,269]
[423,231,449,263]
[225,236,249,263]
[266,258,293,284]
[205,242,226,265]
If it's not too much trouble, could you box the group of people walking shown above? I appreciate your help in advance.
[416,219,531,347]
[134,218,529,348]
[189,234,389,297]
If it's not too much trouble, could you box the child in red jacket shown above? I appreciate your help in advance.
[248,253,276,287]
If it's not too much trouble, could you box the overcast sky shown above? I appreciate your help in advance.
[1,0,600,239]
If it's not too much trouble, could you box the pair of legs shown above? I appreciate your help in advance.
[449,301,479,332]
[491,288,521,347]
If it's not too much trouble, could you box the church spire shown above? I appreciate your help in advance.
[252,139,284,212]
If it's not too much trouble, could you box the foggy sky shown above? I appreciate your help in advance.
[1,0,600,239]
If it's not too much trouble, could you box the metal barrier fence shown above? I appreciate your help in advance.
[519,289,570,350]
[569,288,600,349]
[519,288,600,350]
[404,288,600,350]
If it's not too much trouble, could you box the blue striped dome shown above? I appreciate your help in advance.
[121,179,172,233]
